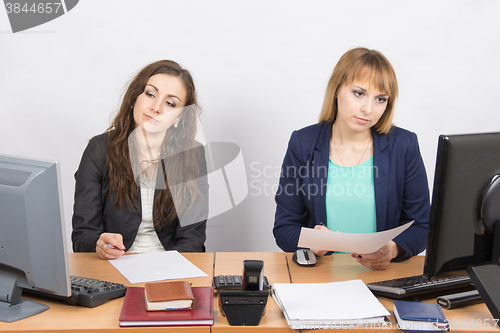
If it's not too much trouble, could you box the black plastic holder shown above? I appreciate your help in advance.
[467,263,500,320]
[218,290,269,326]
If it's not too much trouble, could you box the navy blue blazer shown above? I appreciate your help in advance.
[273,122,430,259]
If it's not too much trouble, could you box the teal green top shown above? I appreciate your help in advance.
[326,157,377,235]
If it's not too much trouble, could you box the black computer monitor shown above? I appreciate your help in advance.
[423,132,500,279]
[0,154,71,323]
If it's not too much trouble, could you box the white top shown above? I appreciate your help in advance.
[128,174,165,253]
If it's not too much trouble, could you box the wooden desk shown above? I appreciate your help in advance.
[0,252,214,333]
[212,252,294,333]
[287,253,496,333]
[2,252,497,333]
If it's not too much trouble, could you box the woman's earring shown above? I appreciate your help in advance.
[173,120,179,128]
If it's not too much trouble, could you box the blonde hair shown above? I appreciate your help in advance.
[318,47,398,134]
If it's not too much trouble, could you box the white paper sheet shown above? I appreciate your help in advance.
[297,221,413,254]
[109,251,208,284]
[272,280,389,327]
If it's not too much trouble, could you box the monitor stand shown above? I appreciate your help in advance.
[467,225,500,321]
[0,299,50,323]
[0,272,49,323]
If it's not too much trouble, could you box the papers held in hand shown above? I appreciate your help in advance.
[144,281,194,311]
[297,221,413,253]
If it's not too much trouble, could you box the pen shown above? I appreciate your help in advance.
[107,244,124,250]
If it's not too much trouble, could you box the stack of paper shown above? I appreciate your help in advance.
[272,280,390,330]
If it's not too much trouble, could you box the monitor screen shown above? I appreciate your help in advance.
[0,154,71,322]
[423,132,500,279]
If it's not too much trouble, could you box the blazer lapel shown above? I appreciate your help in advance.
[312,122,332,226]
[133,178,142,217]
[372,128,389,232]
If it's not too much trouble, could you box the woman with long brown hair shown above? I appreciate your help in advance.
[72,60,208,260]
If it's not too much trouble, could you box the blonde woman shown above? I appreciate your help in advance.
[273,48,430,269]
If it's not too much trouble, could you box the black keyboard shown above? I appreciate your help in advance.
[213,275,271,290]
[25,276,127,308]
[366,274,473,299]
[69,276,127,307]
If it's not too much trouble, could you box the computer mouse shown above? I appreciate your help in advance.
[292,249,317,266]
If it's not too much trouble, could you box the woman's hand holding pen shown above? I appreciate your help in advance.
[96,233,126,260]
[351,241,399,270]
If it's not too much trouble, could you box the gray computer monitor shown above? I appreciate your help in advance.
[0,154,71,322]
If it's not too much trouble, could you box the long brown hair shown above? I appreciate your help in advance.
[106,60,202,228]
[319,47,398,134]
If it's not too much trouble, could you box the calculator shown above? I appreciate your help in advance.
[213,275,271,290]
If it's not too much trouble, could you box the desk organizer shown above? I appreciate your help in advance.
[218,290,269,326]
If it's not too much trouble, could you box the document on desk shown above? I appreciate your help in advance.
[272,280,390,329]
[109,251,208,284]
[297,221,413,254]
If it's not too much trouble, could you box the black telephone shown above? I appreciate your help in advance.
[217,260,269,326]
[213,274,271,290]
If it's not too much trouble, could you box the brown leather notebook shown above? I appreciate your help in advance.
[144,281,195,311]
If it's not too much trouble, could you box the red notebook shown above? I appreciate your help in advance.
[119,286,213,327]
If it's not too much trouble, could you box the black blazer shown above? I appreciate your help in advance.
[71,133,208,253]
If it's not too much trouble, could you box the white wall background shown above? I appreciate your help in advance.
[1,1,499,253]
